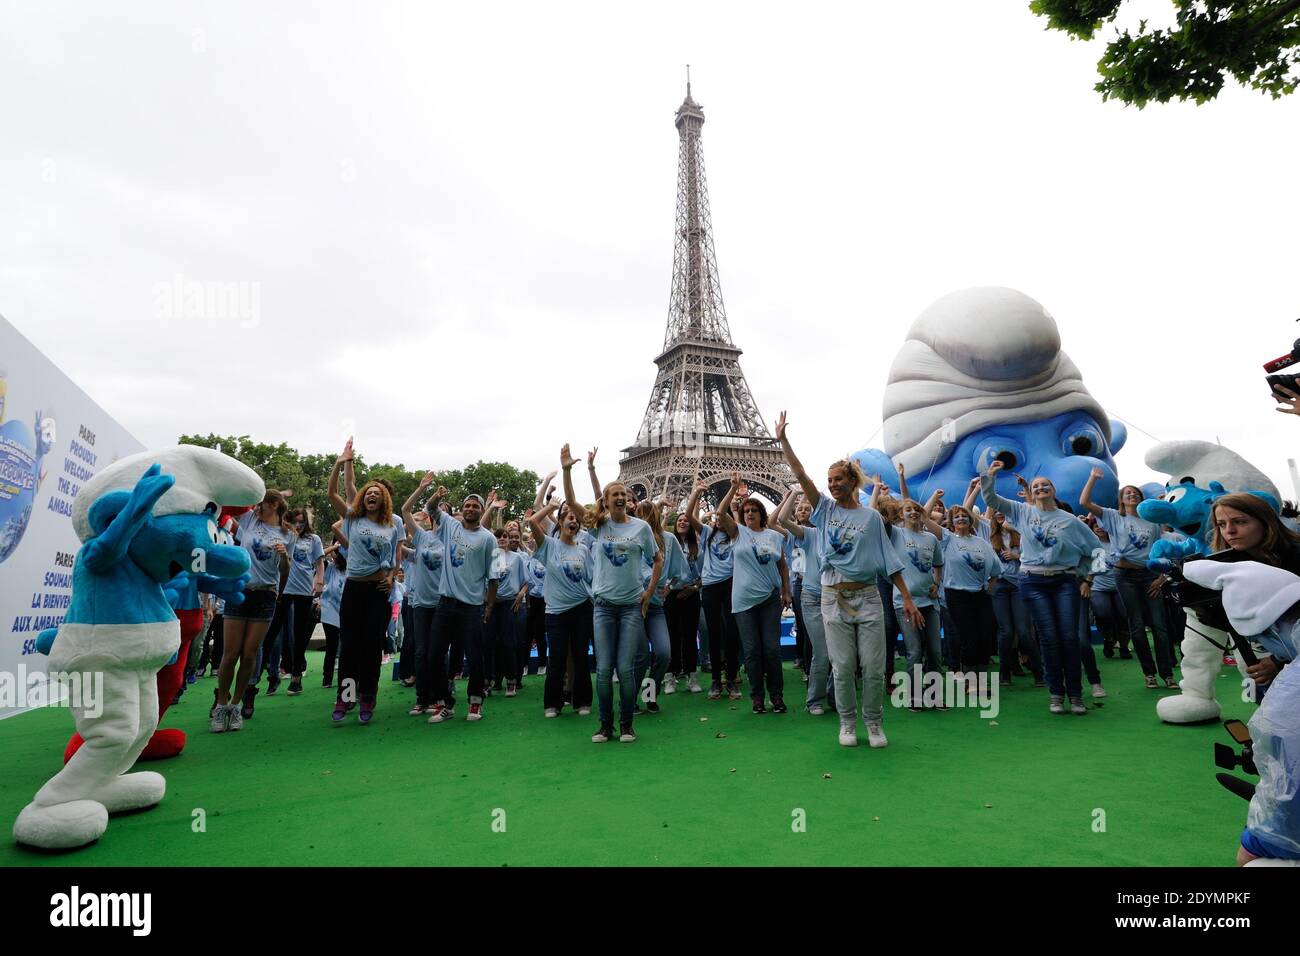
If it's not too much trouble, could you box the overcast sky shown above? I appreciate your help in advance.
[3,0,1298,501]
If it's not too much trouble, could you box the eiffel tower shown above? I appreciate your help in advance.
[618,75,794,508]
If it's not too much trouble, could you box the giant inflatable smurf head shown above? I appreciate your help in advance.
[13,445,262,849]
[853,288,1127,508]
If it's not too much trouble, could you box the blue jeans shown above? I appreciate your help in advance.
[635,605,671,698]
[899,603,943,703]
[992,579,1041,681]
[1021,573,1082,699]
[593,599,644,728]
[1115,566,1175,678]
[733,593,785,704]
[1076,590,1102,686]
[800,590,830,709]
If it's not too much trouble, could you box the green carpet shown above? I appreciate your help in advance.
[0,652,1256,866]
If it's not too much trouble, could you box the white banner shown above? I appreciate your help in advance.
[0,314,144,718]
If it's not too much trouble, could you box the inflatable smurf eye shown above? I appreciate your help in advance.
[973,440,1024,473]
[207,519,219,543]
[1062,425,1103,457]
[1164,487,1188,504]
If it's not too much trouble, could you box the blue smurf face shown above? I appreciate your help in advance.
[292,540,314,567]
[1137,481,1224,540]
[602,541,630,567]
[961,549,985,572]
[127,508,251,584]
[855,411,1125,511]
[905,545,932,574]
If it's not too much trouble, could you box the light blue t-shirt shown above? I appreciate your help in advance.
[491,547,529,602]
[672,534,702,588]
[525,553,546,601]
[981,476,1096,575]
[811,497,904,586]
[1088,546,1118,592]
[238,512,296,589]
[940,532,1003,592]
[408,527,445,607]
[642,531,687,609]
[731,525,786,613]
[590,516,660,605]
[434,513,497,606]
[700,523,735,585]
[535,534,593,613]
[1096,507,1162,564]
[284,533,324,596]
[793,525,824,598]
[341,516,401,579]
[890,525,942,609]
[320,562,345,627]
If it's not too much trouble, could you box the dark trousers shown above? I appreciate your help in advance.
[400,598,416,681]
[946,588,997,670]
[1022,573,1083,699]
[433,599,486,706]
[197,613,224,673]
[1076,593,1102,685]
[522,594,548,676]
[792,579,809,668]
[734,593,785,703]
[284,593,316,678]
[878,579,901,678]
[486,600,523,688]
[701,579,741,684]
[666,589,701,674]
[255,594,291,684]
[412,604,439,706]
[337,578,390,701]
[1115,567,1175,678]
[544,601,593,710]
[1090,588,1128,655]
[322,622,340,685]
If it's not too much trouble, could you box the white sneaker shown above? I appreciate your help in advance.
[866,722,887,748]
[838,720,858,747]
[544,708,559,718]
[538,666,547,676]
[612,671,619,683]
[687,674,702,694]
[209,704,230,734]
[663,674,677,695]
[577,706,591,716]
[227,705,244,732]
[1091,683,1107,699]
[808,703,825,716]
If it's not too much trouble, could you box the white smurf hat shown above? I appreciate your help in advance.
[882,287,1108,476]
[1145,439,1279,500]
[71,445,266,542]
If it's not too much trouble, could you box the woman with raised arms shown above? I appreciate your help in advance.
[777,411,922,748]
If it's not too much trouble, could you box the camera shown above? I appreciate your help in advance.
[1264,334,1300,397]
[1163,548,1259,667]
[1215,719,1257,801]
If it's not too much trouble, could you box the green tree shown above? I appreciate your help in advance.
[1032,0,1300,106]
[177,434,540,534]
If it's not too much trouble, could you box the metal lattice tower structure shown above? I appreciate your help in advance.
[618,76,794,508]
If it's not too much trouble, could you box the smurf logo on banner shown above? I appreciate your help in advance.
[0,372,56,563]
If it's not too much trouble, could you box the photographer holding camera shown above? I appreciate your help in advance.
[1208,493,1300,698]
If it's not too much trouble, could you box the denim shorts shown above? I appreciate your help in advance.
[224,587,278,622]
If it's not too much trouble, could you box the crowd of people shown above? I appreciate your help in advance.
[181,420,1297,750]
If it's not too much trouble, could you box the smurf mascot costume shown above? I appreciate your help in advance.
[1180,559,1300,865]
[853,288,1127,509]
[1141,440,1280,725]
[13,446,263,849]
